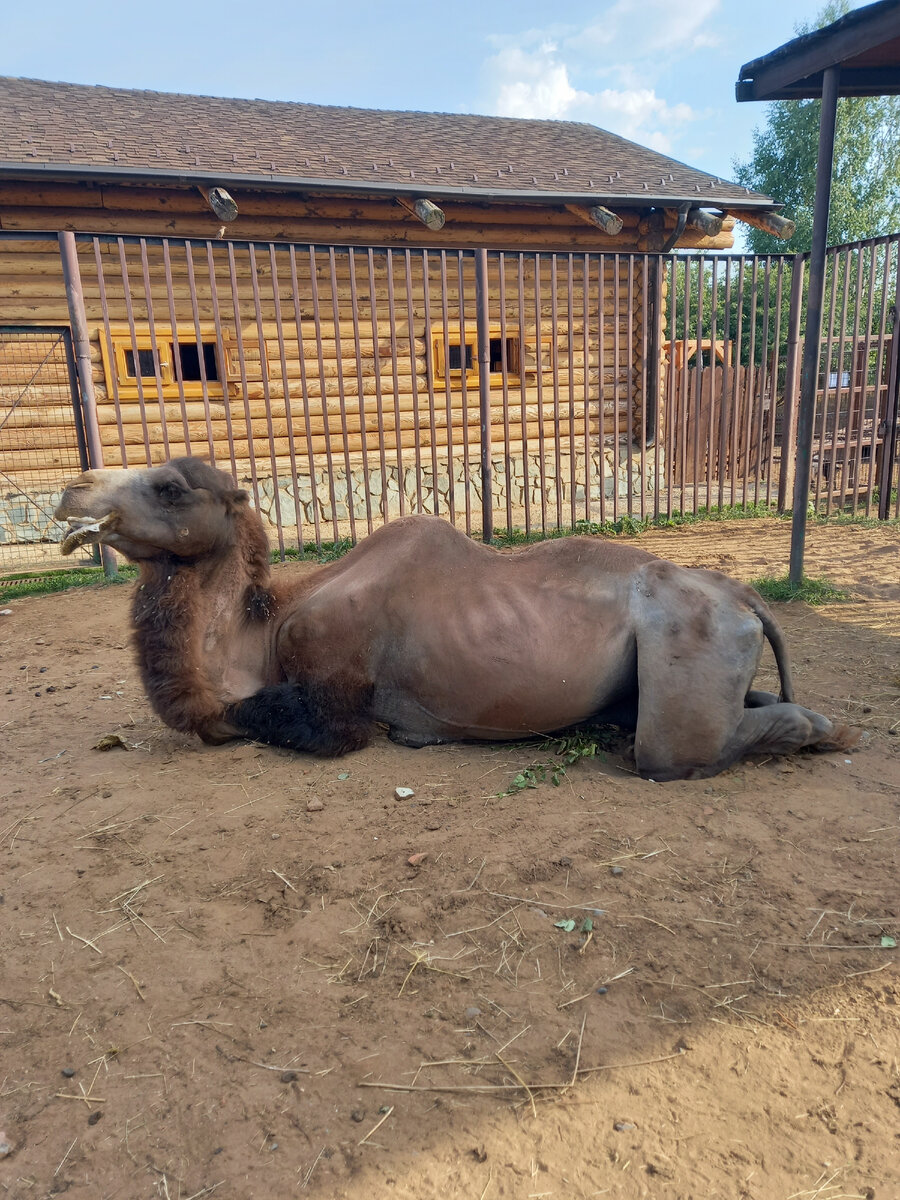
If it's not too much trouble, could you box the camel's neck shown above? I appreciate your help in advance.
[131,513,274,738]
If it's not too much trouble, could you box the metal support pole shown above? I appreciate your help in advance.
[474,248,494,543]
[58,231,119,578]
[789,67,839,584]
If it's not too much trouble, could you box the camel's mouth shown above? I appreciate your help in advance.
[60,512,118,556]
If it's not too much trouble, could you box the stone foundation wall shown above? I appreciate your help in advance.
[1,441,664,552]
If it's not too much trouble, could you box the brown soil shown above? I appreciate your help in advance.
[1,518,899,1200]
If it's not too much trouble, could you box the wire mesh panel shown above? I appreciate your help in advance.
[0,326,91,573]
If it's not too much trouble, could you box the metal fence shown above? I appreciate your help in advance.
[0,230,897,571]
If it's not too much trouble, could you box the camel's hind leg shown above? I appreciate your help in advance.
[631,564,855,781]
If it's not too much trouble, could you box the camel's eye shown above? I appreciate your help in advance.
[156,481,187,505]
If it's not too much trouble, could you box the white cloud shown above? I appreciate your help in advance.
[486,40,696,154]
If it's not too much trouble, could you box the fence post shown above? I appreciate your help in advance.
[58,231,118,578]
[474,249,494,542]
[778,255,806,512]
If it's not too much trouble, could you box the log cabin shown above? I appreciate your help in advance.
[0,77,793,553]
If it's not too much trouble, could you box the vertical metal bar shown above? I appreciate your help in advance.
[117,238,153,464]
[385,249,408,519]
[137,238,171,461]
[533,253,548,533]
[517,253,531,536]
[549,254,563,529]
[457,251,473,535]
[681,259,696,511]
[742,258,759,507]
[693,255,705,511]
[327,246,358,542]
[751,258,771,505]
[624,255,635,517]
[865,241,891,517]
[225,243,261,510]
[368,248,391,527]
[729,258,746,507]
[475,248,493,541]
[438,252,457,528]
[596,255,607,524]
[705,257,718,510]
[248,243,285,557]
[839,243,867,512]
[309,245,340,542]
[403,249,425,516]
[717,257,733,510]
[764,258,785,507]
[638,255,649,521]
[59,327,90,474]
[813,248,839,512]
[790,65,839,584]
[582,253,593,524]
[58,231,118,577]
[92,239,129,469]
[183,241,217,465]
[664,257,678,519]
[498,252,514,531]
[347,247,375,533]
[268,244,305,552]
[287,245,323,552]
[161,240,192,456]
[611,253,622,522]
[420,250,441,521]
[878,238,900,519]
[203,242,238,482]
[566,254,577,527]
[852,240,878,513]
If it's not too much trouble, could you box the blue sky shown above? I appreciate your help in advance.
[5,0,844,185]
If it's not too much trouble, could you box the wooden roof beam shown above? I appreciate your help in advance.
[685,208,724,237]
[729,208,796,240]
[395,196,445,230]
[564,204,624,235]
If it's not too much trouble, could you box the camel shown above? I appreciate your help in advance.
[54,457,856,781]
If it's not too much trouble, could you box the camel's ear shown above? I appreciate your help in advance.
[226,488,250,513]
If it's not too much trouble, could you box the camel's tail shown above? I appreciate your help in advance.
[746,591,795,704]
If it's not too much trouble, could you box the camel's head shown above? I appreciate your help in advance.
[55,458,252,562]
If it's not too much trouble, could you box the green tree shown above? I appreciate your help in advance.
[733,1,900,254]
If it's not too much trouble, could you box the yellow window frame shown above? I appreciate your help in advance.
[431,326,555,388]
[99,325,233,401]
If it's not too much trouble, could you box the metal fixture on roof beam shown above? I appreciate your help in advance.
[729,209,796,240]
[686,208,724,237]
[396,196,446,230]
[198,186,239,222]
[564,204,623,235]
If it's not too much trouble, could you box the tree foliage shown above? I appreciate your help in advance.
[733,1,900,255]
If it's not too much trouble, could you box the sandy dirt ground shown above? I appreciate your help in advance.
[1,518,898,1200]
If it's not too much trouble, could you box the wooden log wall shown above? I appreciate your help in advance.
[0,236,660,490]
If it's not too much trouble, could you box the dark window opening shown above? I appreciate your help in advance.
[175,341,219,382]
[447,342,474,372]
[124,348,158,378]
[489,336,521,374]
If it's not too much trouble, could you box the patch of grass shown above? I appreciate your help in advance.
[274,537,355,564]
[0,564,137,601]
[750,573,851,605]
[497,726,618,796]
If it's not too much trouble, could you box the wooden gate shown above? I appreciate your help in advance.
[0,326,91,571]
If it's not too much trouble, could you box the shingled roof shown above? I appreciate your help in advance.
[0,76,774,211]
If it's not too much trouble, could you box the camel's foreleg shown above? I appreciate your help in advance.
[226,679,373,756]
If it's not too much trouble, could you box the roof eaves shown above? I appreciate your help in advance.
[0,159,779,210]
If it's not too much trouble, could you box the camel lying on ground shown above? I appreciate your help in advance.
[55,457,856,781]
